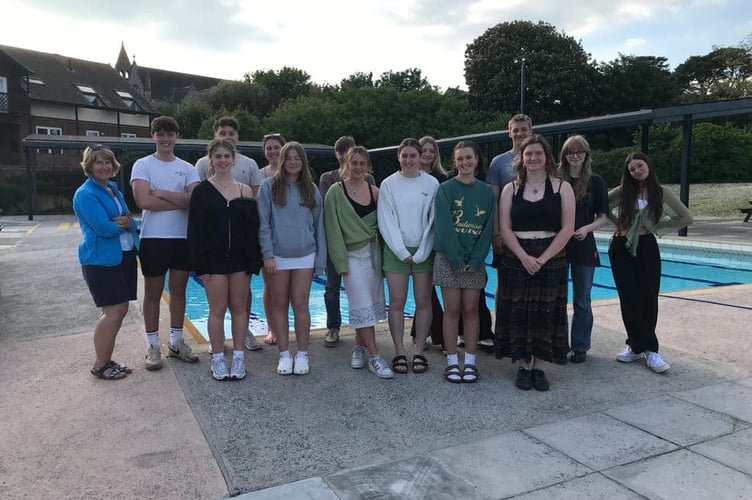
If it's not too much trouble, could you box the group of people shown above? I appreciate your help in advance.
[72,112,692,390]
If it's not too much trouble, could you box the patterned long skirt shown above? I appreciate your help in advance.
[494,237,569,363]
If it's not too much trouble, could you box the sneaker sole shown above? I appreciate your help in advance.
[145,363,163,371]
[230,373,246,380]
[167,352,199,363]
[648,364,670,373]
[616,355,645,363]
[351,363,365,369]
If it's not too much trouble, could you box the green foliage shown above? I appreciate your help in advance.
[675,47,752,101]
[595,55,680,113]
[174,99,213,139]
[464,20,598,122]
[376,69,431,92]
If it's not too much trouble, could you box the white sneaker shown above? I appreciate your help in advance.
[230,356,246,380]
[368,356,394,379]
[617,346,645,363]
[351,346,365,369]
[211,357,230,380]
[145,345,163,371]
[277,355,293,375]
[646,351,670,373]
[244,332,262,351]
[293,353,310,375]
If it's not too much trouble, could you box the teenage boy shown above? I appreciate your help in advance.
[131,116,201,370]
[318,136,374,346]
[195,115,264,351]
[195,115,263,196]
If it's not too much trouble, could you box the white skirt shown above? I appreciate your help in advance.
[274,252,315,271]
[342,244,386,329]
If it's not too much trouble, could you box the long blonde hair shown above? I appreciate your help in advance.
[418,136,447,176]
[271,141,317,209]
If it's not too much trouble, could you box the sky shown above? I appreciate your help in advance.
[2,0,751,90]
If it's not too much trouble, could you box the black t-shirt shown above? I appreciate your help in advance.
[566,174,608,266]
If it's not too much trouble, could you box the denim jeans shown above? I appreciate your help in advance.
[324,256,342,329]
[570,264,595,352]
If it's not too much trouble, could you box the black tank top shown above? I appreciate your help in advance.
[342,182,376,218]
[510,177,562,232]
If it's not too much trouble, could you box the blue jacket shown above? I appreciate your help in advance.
[73,177,138,266]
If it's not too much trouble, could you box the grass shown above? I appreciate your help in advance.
[663,183,751,221]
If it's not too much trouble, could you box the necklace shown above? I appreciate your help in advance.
[528,180,545,195]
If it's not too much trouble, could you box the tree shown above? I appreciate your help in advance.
[245,66,314,114]
[340,72,374,91]
[174,99,213,139]
[675,47,752,101]
[595,55,680,112]
[464,20,598,123]
[376,69,431,92]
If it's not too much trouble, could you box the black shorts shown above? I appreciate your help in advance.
[82,250,138,307]
[138,238,192,277]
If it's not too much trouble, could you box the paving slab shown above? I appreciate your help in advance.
[509,473,643,500]
[737,377,752,388]
[524,413,678,470]
[604,395,749,446]
[429,431,591,499]
[690,427,752,476]
[672,382,752,423]
[234,478,339,500]
[326,456,486,500]
[603,449,752,500]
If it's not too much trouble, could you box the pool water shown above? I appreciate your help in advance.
[182,243,752,340]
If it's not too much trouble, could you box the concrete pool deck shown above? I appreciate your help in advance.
[0,214,750,499]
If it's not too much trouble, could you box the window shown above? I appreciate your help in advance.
[0,76,7,113]
[36,126,63,135]
[28,76,45,85]
[85,130,100,137]
[115,89,142,111]
[121,132,137,138]
[35,126,63,154]
[75,84,103,106]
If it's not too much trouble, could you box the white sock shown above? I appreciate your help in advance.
[465,353,477,366]
[212,352,224,363]
[146,331,159,348]
[169,327,183,346]
[447,353,459,366]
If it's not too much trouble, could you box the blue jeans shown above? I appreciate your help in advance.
[570,264,595,352]
[324,256,342,329]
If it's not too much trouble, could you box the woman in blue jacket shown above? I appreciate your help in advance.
[73,145,138,380]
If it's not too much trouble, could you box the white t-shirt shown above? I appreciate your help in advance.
[130,155,200,238]
[194,153,262,186]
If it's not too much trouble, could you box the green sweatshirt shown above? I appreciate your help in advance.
[433,177,495,271]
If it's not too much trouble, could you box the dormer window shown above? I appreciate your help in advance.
[116,89,143,111]
[75,84,103,106]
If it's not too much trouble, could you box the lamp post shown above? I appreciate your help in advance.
[519,57,526,114]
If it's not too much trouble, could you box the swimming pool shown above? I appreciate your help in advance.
[182,237,752,341]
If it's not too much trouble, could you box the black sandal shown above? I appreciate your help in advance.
[110,360,133,374]
[462,364,479,383]
[90,360,128,380]
[391,355,409,374]
[444,364,461,383]
[412,354,429,373]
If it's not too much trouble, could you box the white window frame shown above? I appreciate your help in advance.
[0,76,7,93]
[85,130,100,137]
[35,126,63,154]
[120,132,137,138]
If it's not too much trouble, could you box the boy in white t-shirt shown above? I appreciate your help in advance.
[130,116,201,371]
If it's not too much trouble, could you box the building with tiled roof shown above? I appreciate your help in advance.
[0,44,156,170]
